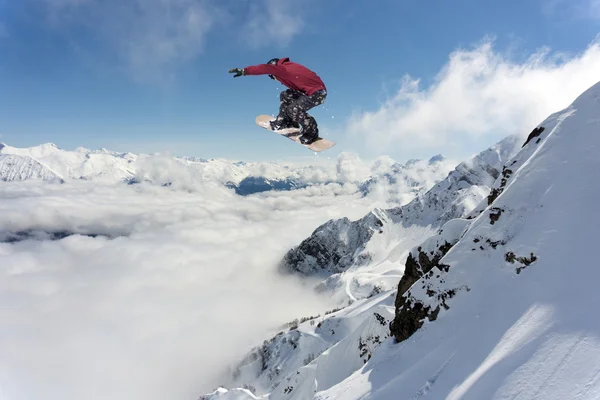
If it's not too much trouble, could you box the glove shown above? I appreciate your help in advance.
[228,68,245,78]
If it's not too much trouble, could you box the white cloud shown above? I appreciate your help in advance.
[242,0,306,47]
[347,37,600,159]
[335,152,372,183]
[0,171,387,400]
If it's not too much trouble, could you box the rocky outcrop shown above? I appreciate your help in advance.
[390,218,470,341]
[279,209,387,275]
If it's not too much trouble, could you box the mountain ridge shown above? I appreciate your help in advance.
[202,80,600,400]
[0,143,455,200]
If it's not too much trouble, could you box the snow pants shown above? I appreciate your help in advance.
[275,89,327,137]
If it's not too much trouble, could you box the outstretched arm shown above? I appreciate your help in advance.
[228,64,286,78]
[243,64,284,76]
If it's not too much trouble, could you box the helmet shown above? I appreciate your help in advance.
[267,58,279,80]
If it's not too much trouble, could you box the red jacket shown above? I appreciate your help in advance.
[244,58,326,96]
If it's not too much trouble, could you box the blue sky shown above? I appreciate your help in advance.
[1,0,599,163]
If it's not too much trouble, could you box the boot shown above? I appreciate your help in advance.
[299,129,319,144]
[270,118,299,131]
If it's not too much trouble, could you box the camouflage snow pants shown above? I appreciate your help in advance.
[274,89,327,137]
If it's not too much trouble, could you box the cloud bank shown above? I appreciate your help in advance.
[0,173,386,400]
[348,37,600,158]
[0,144,460,399]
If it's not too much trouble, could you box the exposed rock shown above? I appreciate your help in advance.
[489,207,504,225]
[390,298,440,343]
[397,242,452,296]
[390,218,470,341]
[487,166,514,205]
[278,210,386,275]
[505,251,538,274]
[522,126,545,147]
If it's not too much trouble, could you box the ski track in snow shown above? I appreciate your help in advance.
[409,350,457,399]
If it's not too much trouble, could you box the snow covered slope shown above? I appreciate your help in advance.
[279,135,520,282]
[203,80,600,400]
[202,292,396,400]
[0,153,64,182]
[318,79,600,400]
[387,135,520,227]
[0,143,136,182]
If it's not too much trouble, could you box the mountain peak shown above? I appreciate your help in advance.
[404,158,420,167]
[428,154,445,164]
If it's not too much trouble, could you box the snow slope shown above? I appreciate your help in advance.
[0,153,64,182]
[315,81,600,399]
[278,136,520,302]
[202,292,396,400]
[0,143,136,182]
[203,80,600,400]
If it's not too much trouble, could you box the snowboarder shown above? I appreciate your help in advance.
[229,58,327,145]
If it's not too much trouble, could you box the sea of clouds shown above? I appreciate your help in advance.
[0,149,454,400]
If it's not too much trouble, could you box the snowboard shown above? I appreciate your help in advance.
[255,115,335,152]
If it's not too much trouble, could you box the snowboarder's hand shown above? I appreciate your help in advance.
[228,68,245,78]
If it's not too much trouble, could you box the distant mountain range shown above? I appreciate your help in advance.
[0,142,455,200]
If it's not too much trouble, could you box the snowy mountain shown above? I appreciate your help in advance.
[0,143,137,182]
[278,135,520,289]
[202,81,600,400]
[0,143,455,199]
[387,135,520,227]
[0,152,64,183]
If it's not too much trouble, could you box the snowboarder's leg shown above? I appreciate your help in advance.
[283,90,327,144]
[271,90,302,130]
